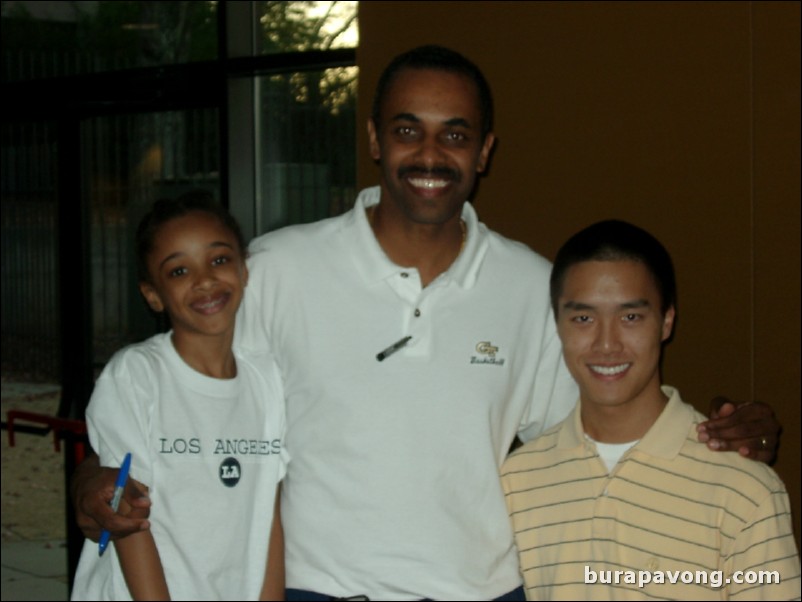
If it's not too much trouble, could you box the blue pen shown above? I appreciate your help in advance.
[98,452,132,557]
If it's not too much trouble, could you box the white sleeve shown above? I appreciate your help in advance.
[85,350,155,487]
[235,250,272,354]
[517,308,577,443]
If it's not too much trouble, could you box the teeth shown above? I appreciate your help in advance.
[589,363,630,376]
[409,178,448,189]
[195,294,227,311]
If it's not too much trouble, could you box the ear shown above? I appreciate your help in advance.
[661,306,676,342]
[367,119,381,161]
[476,132,496,173]
[139,282,165,313]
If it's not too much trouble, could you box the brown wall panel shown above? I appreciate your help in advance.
[752,0,802,547]
[357,1,800,548]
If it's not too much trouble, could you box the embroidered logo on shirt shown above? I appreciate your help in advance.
[219,457,241,487]
[471,341,505,366]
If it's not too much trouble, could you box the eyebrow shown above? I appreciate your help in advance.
[158,241,234,270]
[390,113,472,129]
[561,299,651,311]
[620,299,651,310]
[391,112,420,123]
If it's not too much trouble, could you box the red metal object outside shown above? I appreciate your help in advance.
[6,410,88,464]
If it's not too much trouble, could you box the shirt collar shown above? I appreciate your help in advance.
[636,386,695,459]
[346,186,489,289]
[558,403,587,449]
[558,386,694,460]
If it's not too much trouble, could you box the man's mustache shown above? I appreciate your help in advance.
[397,165,460,181]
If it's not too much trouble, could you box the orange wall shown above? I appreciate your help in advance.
[357,1,801,549]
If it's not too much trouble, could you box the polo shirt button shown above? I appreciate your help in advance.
[414,309,421,317]
[400,272,409,278]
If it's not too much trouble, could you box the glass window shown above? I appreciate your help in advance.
[257,1,358,54]
[258,66,356,231]
[1,121,60,380]
[2,1,218,82]
[84,109,220,365]
[1,0,357,404]
[252,2,359,229]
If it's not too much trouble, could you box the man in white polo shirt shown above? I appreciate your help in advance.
[238,194,575,600]
[73,45,781,601]
[234,45,577,600]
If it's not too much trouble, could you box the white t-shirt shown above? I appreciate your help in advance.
[71,332,288,601]
[236,186,577,600]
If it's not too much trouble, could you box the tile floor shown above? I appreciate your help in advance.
[1,539,69,600]
[2,381,70,600]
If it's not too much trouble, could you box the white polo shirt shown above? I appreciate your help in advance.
[236,186,577,600]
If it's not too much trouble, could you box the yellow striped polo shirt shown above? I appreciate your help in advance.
[501,386,801,600]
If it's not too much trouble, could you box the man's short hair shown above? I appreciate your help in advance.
[371,44,494,139]
[550,219,677,316]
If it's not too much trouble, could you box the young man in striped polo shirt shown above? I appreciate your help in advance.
[501,220,800,600]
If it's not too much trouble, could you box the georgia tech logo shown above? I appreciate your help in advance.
[476,341,498,356]
[471,341,505,366]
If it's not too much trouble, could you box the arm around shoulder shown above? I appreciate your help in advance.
[697,398,781,464]
[71,451,151,542]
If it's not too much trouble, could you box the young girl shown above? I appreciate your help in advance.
[71,192,287,600]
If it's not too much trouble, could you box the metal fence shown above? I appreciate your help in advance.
[1,122,60,380]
